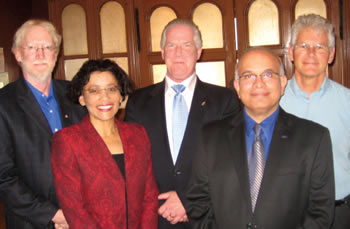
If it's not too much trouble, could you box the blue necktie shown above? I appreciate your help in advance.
[172,84,188,164]
[248,124,265,212]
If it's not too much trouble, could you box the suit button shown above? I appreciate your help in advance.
[247,223,252,229]
[173,170,182,176]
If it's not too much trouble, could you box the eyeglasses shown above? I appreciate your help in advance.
[21,45,57,55]
[294,42,329,54]
[239,70,280,83]
[84,85,120,96]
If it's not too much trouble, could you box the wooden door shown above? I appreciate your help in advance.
[134,0,237,88]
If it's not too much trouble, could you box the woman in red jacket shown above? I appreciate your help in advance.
[51,59,158,229]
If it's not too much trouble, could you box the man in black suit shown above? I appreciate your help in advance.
[186,48,335,229]
[125,19,239,229]
[0,20,85,229]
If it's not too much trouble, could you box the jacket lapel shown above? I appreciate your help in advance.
[53,80,81,128]
[16,78,52,134]
[254,109,291,212]
[175,79,207,166]
[228,113,254,215]
[149,81,174,166]
[78,115,125,182]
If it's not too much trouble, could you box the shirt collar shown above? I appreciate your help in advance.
[165,73,197,94]
[289,76,331,98]
[243,106,280,140]
[25,79,54,101]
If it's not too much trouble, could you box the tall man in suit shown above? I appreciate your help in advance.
[125,19,239,229]
[0,20,85,229]
[280,14,350,228]
[186,48,335,229]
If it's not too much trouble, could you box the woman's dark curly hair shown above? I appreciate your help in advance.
[68,59,134,103]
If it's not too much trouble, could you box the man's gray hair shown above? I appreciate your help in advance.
[12,19,62,53]
[234,47,285,80]
[290,14,335,49]
[160,18,202,49]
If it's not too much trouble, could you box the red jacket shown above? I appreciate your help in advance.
[51,115,158,229]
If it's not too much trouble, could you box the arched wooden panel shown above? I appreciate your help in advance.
[62,4,88,55]
[248,0,280,46]
[193,2,223,48]
[150,7,177,52]
[295,0,327,19]
[100,1,127,53]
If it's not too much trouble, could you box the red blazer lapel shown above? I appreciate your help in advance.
[78,115,125,184]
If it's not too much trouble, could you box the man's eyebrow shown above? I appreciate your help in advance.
[240,70,253,75]
[262,68,275,72]
[240,68,275,74]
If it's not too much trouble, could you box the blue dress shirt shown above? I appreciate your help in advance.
[25,80,63,133]
[243,107,279,161]
[280,76,350,200]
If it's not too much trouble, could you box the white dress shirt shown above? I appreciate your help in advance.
[165,74,197,163]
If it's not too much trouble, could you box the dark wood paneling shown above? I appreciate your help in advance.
[0,0,49,83]
[343,0,350,88]
[0,203,4,229]
[0,0,31,82]
[32,0,49,20]
[327,0,344,85]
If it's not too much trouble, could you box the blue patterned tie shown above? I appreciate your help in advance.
[172,84,188,164]
[248,124,265,212]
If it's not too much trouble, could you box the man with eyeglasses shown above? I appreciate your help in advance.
[186,47,334,229]
[280,14,350,228]
[0,20,85,229]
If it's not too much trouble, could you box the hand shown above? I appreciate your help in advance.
[52,209,69,229]
[158,191,189,224]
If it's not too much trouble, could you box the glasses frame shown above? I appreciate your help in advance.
[293,42,330,54]
[83,85,121,96]
[21,45,57,55]
[239,70,280,83]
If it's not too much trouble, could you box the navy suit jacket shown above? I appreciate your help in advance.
[186,108,335,229]
[125,78,240,229]
[0,78,86,229]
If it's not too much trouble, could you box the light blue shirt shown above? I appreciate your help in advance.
[280,76,350,199]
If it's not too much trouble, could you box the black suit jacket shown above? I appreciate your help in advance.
[186,108,335,229]
[125,78,240,229]
[0,78,86,229]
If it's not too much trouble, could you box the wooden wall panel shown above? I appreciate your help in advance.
[0,0,31,82]
[0,0,49,83]
[343,0,350,88]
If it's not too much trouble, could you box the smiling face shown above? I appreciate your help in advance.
[79,71,122,126]
[14,25,58,84]
[289,27,335,80]
[161,24,202,82]
[234,50,287,122]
